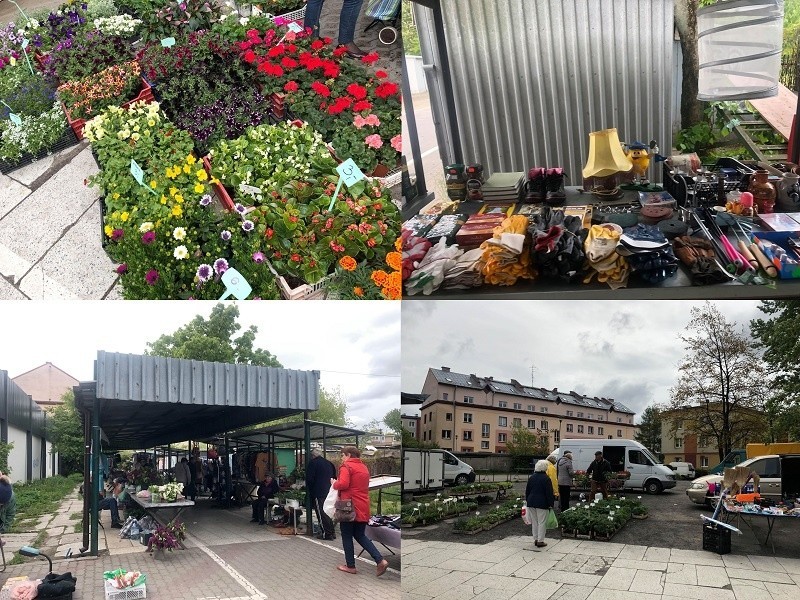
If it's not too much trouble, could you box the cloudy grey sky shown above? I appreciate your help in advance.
[402,300,766,420]
[0,302,400,429]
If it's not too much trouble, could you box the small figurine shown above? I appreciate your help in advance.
[625,141,651,183]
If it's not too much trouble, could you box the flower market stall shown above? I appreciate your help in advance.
[1,0,402,299]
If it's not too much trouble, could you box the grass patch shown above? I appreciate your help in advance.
[74,522,83,533]
[70,511,82,521]
[370,485,400,515]
[9,474,82,533]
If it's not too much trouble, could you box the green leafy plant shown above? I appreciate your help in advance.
[675,102,740,153]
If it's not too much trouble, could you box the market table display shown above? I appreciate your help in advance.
[361,476,400,555]
[128,494,194,549]
[720,499,800,551]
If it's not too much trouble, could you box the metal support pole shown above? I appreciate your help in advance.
[402,58,428,198]
[304,415,312,536]
[431,0,462,165]
[791,91,800,164]
[90,398,101,556]
[80,410,90,554]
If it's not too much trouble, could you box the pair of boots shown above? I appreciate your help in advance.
[526,168,567,204]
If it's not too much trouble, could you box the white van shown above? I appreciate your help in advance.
[553,439,676,494]
[403,449,476,492]
[668,462,695,479]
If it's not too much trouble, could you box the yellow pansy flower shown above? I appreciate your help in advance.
[170,187,178,197]
[196,169,208,181]
[186,155,196,165]
[174,194,184,204]
[150,180,157,189]
[104,224,113,237]
[183,164,191,174]
[172,205,183,217]
[194,183,204,194]
[160,196,167,205]
[120,212,129,222]
[113,192,120,199]
[148,120,155,127]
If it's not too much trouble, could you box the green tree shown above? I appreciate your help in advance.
[146,304,282,367]
[401,429,439,449]
[48,390,83,475]
[668,303,769,462]
[635,406,663,454]
[383,408,403,437]
[751,300,800,439]
[506,423,549,456]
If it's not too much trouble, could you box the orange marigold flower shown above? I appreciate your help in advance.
[382,284,402,300]
[371,270,389,287]
[339,255,357,271]
[353,286,364,297]
[394,237,402,252]
[385,251,401,272]
[387,271,402,288]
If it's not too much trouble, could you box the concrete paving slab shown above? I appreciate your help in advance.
[629,569,664,594]
[483,551,538,576]
[403,565,453,592]
[616,545,646,560]
[668,549,725,567]
[509,580,562,600]
[723,554,755,569]
[0,175,29,220]
[695,564,731,588]
[549,584,594,600]
[586,589,661,600]
[435,558,493,573]
[596,566,637,591]
[512,557,561,580]
[465,573,531,594]
[663,582,736,600]
[724,568,795,584]
[6,152,59,187]
[610,558,667,572]
[402,571,476,597]
[748,555,788,573]
[0,275,27,298]
[643,546,671,562]
[417,583,480,600]
[665,562,697,585]
[776,557,800,574]
[538,571,603,587]
[731,582,774,600]
[763,582,798,600]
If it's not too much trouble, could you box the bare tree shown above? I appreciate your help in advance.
[668,303,769,462]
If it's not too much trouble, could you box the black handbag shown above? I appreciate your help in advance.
[334,499,355,522]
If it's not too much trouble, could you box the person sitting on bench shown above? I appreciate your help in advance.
[251,474,279,525]
[100,477,124,528]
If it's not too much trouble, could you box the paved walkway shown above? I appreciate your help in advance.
[402,536,800,600]
[1,490,400,599]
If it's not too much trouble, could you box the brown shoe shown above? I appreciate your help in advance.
[535,541,548,548]
[337,565,357,574]
[343,42,367,59]
[376,559,389,577]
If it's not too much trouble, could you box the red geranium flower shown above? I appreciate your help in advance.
[243,49,256,63]
[311,81,331,97]
[246,29,261,39]
[268,45,285,58]
[239,40,252,50]
[375,81,400,99]
[284,81,299,92]
[322,62,340,78]
[333,46,348,57]
[346,83,368,100]
[281,57,299,68]
[352,100,372,112]
[375,70,388,79]
[361,52,379,64]
[311,40,325,51]
[258,61,284,76]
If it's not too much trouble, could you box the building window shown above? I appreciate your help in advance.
[423,414,427,424]
[577,425,584,433]
[675,420,683,429]
[541,421,548,430]
[513,418,522,427]
[498,416,508,427]
[675,437,683,448]
[598,415,604,420]
[617,429,622,437]
[464,395,474,404]
[528,419,536,429]
[598,427,604,435]
[463,413,473,424]
[462,448,473,453]
[498,433,507,443]
[588,426,594,434]
[442,430,452,440]
[675,457,682,463]
[554,430,560,443]
[443,392,448,401]
[481,441,489,450]
[482,424,490,438]
[566,424,573,432]
[463,431,473,441]
[566,411,573,417]
[588,414,593,419]
[701,456,709,467]
[513,403,522,410]
[700,435,710,447]
[446,413,452,421]
[498,401,507,408]
[577,412,583,418]
[528,405,534,411]
[540,407,548,413]
[617,417,622,422]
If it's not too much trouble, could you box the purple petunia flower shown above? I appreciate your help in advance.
[116,263,128,274]
[197,264,212,282]
[142,231,156,245]
[252,251,265,263]
[214,258,229,275]
[145,269,159,285]
[235,203,246,214]
[221,230,232,241]
[112,229,124,241]
[242,220,254,232]
[200,194,212,206]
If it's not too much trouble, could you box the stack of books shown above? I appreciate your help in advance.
[481,172,525,203]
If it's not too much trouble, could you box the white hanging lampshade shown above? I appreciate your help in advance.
[697,0,784,101]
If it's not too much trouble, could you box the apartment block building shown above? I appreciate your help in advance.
[402,414,420,438]
[419,367,637,453]
[12,362,78,410]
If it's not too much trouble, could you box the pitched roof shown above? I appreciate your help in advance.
[429,368,635,414]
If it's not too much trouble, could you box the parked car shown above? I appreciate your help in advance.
[686,454,782,507]
[668,462,695,479]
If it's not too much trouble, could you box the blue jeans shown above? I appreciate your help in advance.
[99,497,120,523]
[339,521,383,568]
[304,0,364,45]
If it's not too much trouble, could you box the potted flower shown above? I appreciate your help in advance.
[147,519,186,557]
[160,481,184,502]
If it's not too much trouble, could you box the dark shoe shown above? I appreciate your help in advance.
[376,559,389,577]
[250,518,259,523]
[535,541,547,548]
[111,522,123,529]
[323,534,336,540]
[544,168,567,205]
[258,521,266,525]
[337,565,357,574]
[526,167,546,203]
[343,42,367,59]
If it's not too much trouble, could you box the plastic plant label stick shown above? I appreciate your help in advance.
[288,22,303,33]
[130,159,157,195]
[239,184,262,197]
[337,158,366,188]
[218,268,252,300]
[161,37,176,48]
[9,113,21,126]
[21,38,28,49]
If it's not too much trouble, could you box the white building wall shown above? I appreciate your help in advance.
[31,435,43,480]
[7,425,27,483]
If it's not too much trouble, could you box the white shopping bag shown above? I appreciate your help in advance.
[323,485,338,520]
[521,506,532,526]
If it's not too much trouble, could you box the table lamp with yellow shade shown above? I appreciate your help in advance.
[582,128,632,199]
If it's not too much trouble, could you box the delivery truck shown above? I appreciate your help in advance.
[402,449,475,493]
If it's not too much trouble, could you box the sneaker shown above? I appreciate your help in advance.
[525,167,546,203]
[376,559,389,577]
[544,168,567,205]
[337,565,357,574]
[111,522,123,529]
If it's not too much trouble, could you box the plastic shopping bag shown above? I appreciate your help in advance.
[521,506,532,526]
[545,508,559,529]
[323,485,338,520]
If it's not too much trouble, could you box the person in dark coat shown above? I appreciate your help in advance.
[586,451,613,499]
[306,448,336,540]
[251,474,279,524]
[525,459,555,548]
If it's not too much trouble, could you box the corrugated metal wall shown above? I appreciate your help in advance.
[95,351,320,411]
[0,370,52,482]
[416,0,675,181]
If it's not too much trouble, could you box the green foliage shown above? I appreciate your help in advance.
[401,429,439,449]
[675,102,740,153]
[506,423,549,456]
[146,303,283,366]
[370,484,400,514]
[558,496,644,537]
[401,1,420,56]
[635,406,663,454]
[49,391,84,475]
[383,409,403,437]
[0,441,12,474]
[9,474,83,532]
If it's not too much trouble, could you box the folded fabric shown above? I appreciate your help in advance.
[672,235,730,285]
[584,224,628,288]
[585,224,622,262]
[405,238,462,295]
[11,580,41,600]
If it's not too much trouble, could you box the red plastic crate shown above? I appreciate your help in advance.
[62,77,153,141]
[202,154,234,211]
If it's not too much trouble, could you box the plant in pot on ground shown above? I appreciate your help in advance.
[138,0,222,44]
[23,2,90,53]
[42,29,131,82]
[146,519,186,552]
[57,60,142,121]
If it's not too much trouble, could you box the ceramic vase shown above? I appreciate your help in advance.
[749,170,776,214]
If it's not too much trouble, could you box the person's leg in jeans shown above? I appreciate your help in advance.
[337,0,366,57]
[559,485,570,511]
[303,0,325,38]
[338,520,356,569]
[99,497,120,524]
[351,522,389,575]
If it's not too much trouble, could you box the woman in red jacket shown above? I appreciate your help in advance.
[331,446,389,576]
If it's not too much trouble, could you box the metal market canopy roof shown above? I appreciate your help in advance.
[74,351,320,450]
[205,419,367,447]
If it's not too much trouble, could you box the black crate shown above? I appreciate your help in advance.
[702,523,731,554]
[663,157,754,207]
[0,126,80,176]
